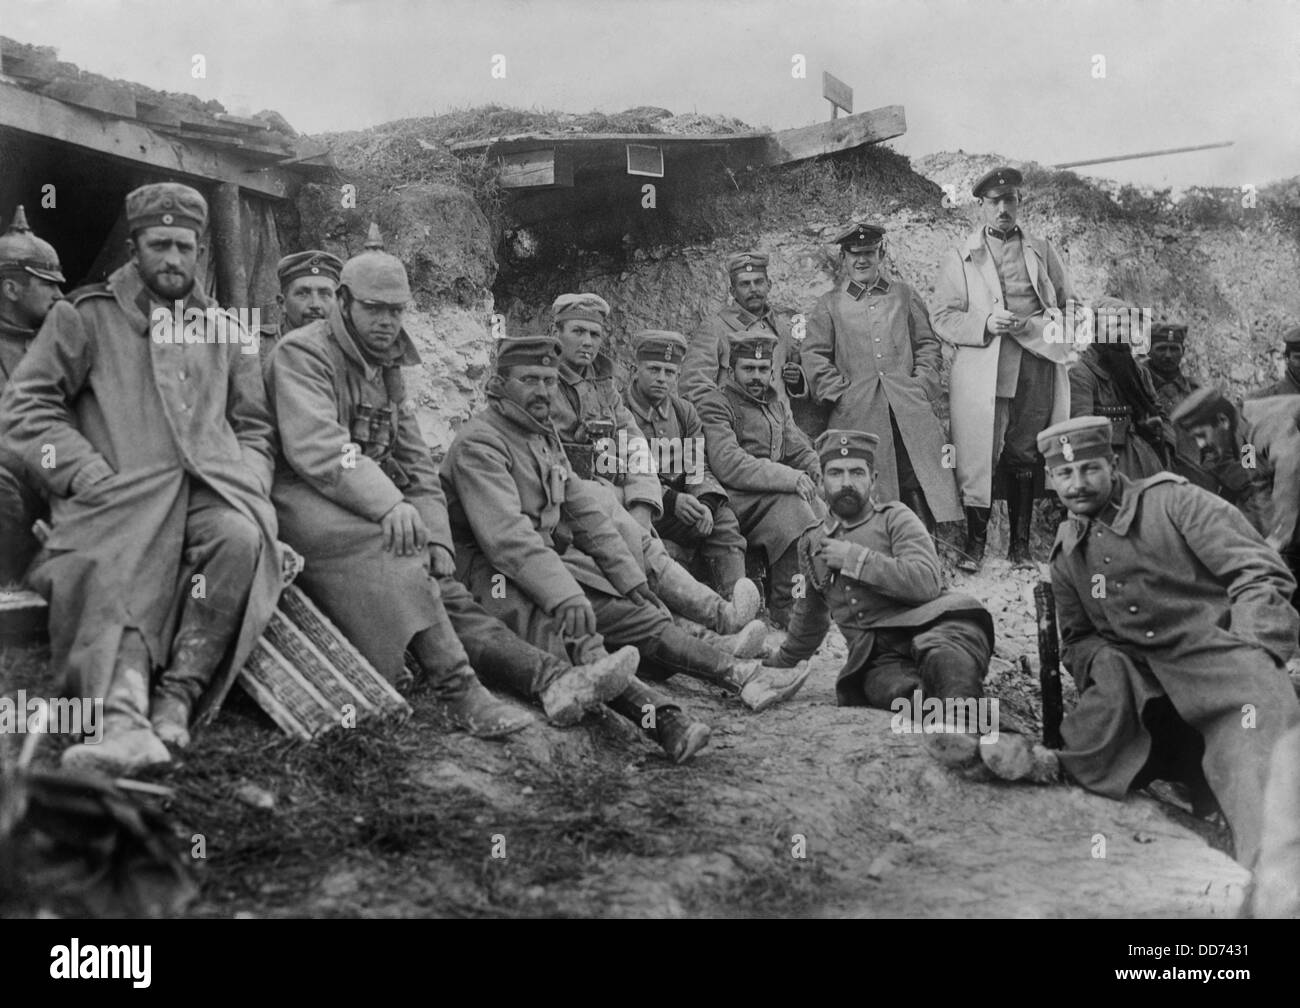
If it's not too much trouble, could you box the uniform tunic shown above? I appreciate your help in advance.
[776,502,992,706]
[621,382,745,559]
[442,394,660,662]
[802,276,961,521]
[1067,349,1168,481]
[266,305,457,681]
[0,316,46,582]
[695,378,820,561]
[551,356,661,516]
[1050,472,1300,868]
[1140,361,1201,465]
[0,262,282,723]
[679,302,819,436]
[932,227,1074,507]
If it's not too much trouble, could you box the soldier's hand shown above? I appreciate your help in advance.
[673,493,709,527]
[694,509,714,536]
[429,543,457,577]
[627,502,655,530]
[795,473,819,504]
[555,595,597,639]
[627,583,659,608]
[381,501,428,556]
[816,538,855,571]
[987,308,1020,337]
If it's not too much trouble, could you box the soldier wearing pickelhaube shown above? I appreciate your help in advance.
[0,205,64,584]
[267,237,641,736]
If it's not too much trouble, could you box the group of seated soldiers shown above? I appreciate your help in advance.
[0,173,1298,889]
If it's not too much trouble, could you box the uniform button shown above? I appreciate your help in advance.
[874,337,881,342]
[1144,630,1155,638]
[879,371,885,376]
[1104,556,1111,563]
[178,371,187,381]
[876,353,882,358]
[1128,605,1137,613]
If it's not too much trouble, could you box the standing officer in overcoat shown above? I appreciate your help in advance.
[801,222,960,535]
[932,167,1075,570]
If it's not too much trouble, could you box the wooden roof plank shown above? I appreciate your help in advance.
[0,80,298,200]
[758,104,906,166]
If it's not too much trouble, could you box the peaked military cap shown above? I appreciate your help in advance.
[552,292,611,325]
[833,222,886,251]
[815,429,879,467]
[632,329,687,364]
[277,250,342,288]
[1150,322,1188,346]
[726,251,769,276]
[125,182,208,234]
[1037,416,1114,468]
[0,205,64,283]
[972,166,1023,199]
[1169,387,1236,430]
[729,332,778,365]
[1282,325,1300,349]
[496,336,563,373]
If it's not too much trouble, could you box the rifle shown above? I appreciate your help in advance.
[1033,580,1064,749]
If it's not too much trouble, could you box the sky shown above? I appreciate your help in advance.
[3,0,1297,188]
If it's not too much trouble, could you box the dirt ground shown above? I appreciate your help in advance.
[0,535,1249,919]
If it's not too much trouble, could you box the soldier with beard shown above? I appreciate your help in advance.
[257,250,342,373]
[768,429,994,762]
[1248,326,1300,400]
[0,206,64,584]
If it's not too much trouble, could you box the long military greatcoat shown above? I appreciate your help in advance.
[266,304,449,681]
[1050,472,1300,867]
[931,227,1074,508]
[779,501,992,705]
[802,276,961,521]
[441,393,648,616]
[1227,396,1300,553]
[0,262,282,722]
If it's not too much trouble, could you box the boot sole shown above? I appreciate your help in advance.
[727,621,769,659]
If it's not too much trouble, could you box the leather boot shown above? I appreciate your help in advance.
[979,732,1061,783]
[652,557,758,634]
[706,549,747,600]
[640,624,812,712]
[151,629,229,749]
[63,631,171,776]
[900,488,937,537]
[1006,470,1035,568]
[671,615,769,658]
[765,544,801,629]
[608,679,711,764]
[539,646,640,727]
[958,507,991,573]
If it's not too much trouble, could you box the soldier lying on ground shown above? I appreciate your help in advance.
[987,415,1300,873]
[441,337,814,764]
[265,246,637,738]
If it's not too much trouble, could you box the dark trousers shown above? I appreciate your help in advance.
[0,460,45,585]
[856,616,990,709]
[997,351,1056,472]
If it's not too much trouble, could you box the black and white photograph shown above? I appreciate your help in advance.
[0,0,1297,951]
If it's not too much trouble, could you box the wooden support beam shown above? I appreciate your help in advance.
[211,183,249,308]
[760,104,906,166]
[0,80,299,200]
[1053,141,1233,170]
